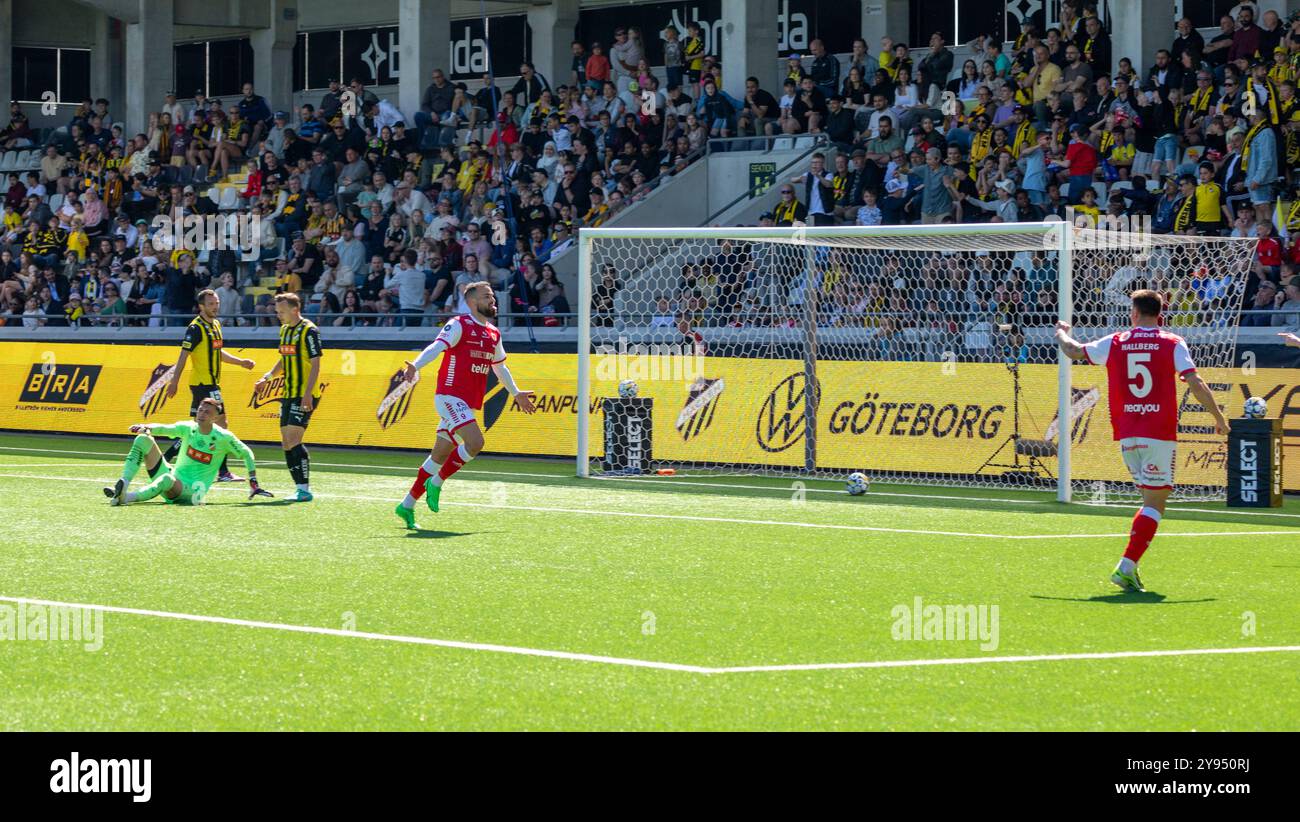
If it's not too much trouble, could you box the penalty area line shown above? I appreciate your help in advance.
[2,595,1299,676]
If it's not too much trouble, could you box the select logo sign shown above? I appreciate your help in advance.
[1238,440,1259,503]
[19,364,101,405]
[1227,418,1283,507]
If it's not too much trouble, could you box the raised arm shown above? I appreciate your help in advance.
[1054,320,1088,360]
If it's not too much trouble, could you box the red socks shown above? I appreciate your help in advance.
[1123,507,1162,563]
[409,466,433,500]
[439,448,467,481]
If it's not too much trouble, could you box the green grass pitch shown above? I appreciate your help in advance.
[1,430,1298,730]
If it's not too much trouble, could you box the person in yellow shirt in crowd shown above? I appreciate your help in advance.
[66,216,89,261]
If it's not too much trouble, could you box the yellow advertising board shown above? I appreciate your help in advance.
[0,342,595,458]
[2,342,1298,491]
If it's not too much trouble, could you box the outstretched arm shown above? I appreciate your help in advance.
[1185,371,1228,435]
[404,338,449,380]
[1280,332,1300,348]
[492,361,536,413]
[1054,321,1088,360]
[220,349,256,369]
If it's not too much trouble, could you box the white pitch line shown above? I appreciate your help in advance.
[4,441,1298,521]
[3,595,1299,676]
[0,595,710,674]
[1,471,1296,540]
[717,644,1300,674]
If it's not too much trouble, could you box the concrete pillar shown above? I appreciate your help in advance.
[1110,0,1169,78]
[720,0,779,103]
[398,0,449,122]
[861,0,910,52]
[251,0,297,115]
[527,0,579,90]
[91,11,125,119]
[124,0,173,136]
[0,0,11,120]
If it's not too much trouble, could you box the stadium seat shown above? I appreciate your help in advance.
[13,150,31,170]
[48,193,64,213]
[1110,181,1133,192]
[177,165,194,185]
[0,151,13,171]
[1091,181,1108,201]
[208,187,221,207]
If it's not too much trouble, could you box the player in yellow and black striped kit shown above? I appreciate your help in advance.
[254,293,323,502]
[163,288,256,481]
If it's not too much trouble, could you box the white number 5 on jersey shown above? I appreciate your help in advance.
[1127,352,1153,398]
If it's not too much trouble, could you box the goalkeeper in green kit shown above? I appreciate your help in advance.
[103,397,274,506]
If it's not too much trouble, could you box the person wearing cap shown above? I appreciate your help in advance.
[608,28,641,95]
[160,92,185,126]
[1243,278,1282,326]
[262,110,290,157]
[961,177,1019,222]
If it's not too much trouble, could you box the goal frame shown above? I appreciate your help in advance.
[576,221,1085,502]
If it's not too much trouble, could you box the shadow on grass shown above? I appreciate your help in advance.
[1030,592,1217,605]
[401,529,477,539]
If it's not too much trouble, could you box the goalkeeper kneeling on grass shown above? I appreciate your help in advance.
[103,397,273,506]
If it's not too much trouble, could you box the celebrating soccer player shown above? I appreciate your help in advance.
[1055,290,1228,592]
[254,293,322,502]
[393,282,536,529]
[160,288,256,482]
[104,397,272,506]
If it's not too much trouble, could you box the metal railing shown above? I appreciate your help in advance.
[9,308,579,330]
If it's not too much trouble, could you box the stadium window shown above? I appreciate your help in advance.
[173,38,254,99]
[304,30,344,91]
[10,46,91,104]
[292,32,306,92]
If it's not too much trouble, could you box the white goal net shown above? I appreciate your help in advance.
[576,223,1257,502]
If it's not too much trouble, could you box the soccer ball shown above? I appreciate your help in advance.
[618,379,639,399]
[1243,396,1268,418]
[846,472,870,496]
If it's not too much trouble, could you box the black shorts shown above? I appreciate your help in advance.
[190,385,225,416]
[280,397,315,429]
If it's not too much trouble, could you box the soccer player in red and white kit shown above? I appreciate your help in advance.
[392,281,536,529]
[1055,290,1228,592]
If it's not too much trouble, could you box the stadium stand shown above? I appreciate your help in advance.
[1,1,1298,334]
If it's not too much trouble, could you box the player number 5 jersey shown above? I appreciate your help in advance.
[433,315,506,410]
[1084,326,1197,441]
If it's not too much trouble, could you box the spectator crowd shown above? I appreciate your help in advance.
[1,1,1298,332]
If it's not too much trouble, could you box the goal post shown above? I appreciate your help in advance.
[575,222,1257,502]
